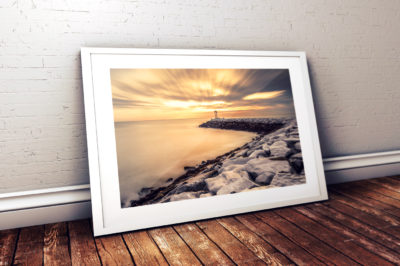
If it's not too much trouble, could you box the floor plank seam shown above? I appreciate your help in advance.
[145,230,170,265]
[272,209,360,265]
[194,221,238,265]
[171,225,205,266]
[10,229,20,266]
[240,214,324,264]
[301,205,400,264]
[120,233,137,265]
[322,200,400,243]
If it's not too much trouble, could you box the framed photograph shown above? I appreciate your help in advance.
[81,48,327,236]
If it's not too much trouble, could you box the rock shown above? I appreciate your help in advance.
[271,173,306,187]
[169,180,207,195]
[255,172,275,185]
[246,158,291,175]
[205,170,256,195]
[289,152,303,173]
[166,192,203,202]
[269,140,292,158]
[294,142,301,151]
[261,144,271,155]
[284,137,300,146]
[236,149,248,157]
[249,149,268,158]
[205,176,229,193]
[138,187,155,198]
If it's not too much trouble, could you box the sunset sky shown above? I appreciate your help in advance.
[110,69,296,122]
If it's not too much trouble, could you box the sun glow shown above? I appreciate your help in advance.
[163,100,226,108]
[243,91,285,100]
[111,69,294,122]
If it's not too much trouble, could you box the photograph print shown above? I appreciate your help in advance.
[111,68,306,208]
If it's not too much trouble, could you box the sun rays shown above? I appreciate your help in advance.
[111,69,295,122]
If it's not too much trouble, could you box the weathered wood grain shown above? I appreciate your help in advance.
[217,217,293,265]
[174,223,234,265]
[235,214,324,265]
[256,211,356,265]
[148,226,202,265]
[13,226,44,266]
[330,187,400,218]
[323,198,400,240]
[367,177,400,193]
[44,223,71,266]
[298,206,400,264]
[0,229,18,266]
[95,234,133,265]
[275,208,394,265]
[328,191,400,226]
[197,219,266,265]
[122,231,168,266]
[69,220,101,266]
[333,182,400,209]
[354,181,400,201]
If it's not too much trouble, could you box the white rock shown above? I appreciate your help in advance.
[269,140,291,158]
[205,170,256,195]
[249,150,267,158]
[246,158,291,174]
[166,192,201,202]
[206,176,229,193]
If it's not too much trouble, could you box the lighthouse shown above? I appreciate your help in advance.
[214,110,218,119]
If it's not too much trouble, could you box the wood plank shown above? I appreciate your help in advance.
[148,227,202,265]
[217,217,293,265]
[69,220,101,266]
[255,211,356,265]
[328,191,400,227]
[354,181,400,201]
[235,214,324,265]
[299,205,400,264]
[122,231,168,266]
[367,178,400,192]
[0,229,18,266]
[95,235,133,265]
[388,176,400,183]
[13,225,44,266]
[174,223,234,265]
[196,219,266,265]
[274,208,394,265]
[333,182,400,209]
[323,198,400,240]
[44,223,71,266]
[330,187,400,218]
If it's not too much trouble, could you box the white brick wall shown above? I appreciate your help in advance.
[1,0,399,193]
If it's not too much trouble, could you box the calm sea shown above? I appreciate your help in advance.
[114,118,256,206]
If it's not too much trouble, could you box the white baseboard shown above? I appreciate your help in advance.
[1,150,399,230]
[323,150,400,184]
[0,184,91,230]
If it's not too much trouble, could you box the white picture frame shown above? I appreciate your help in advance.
[81,48,327,236]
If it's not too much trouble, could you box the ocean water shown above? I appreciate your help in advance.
[114,118,256,206]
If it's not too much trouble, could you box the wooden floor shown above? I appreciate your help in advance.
[1,176,400,265]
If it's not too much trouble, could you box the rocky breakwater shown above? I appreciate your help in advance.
[129,118,305,207]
